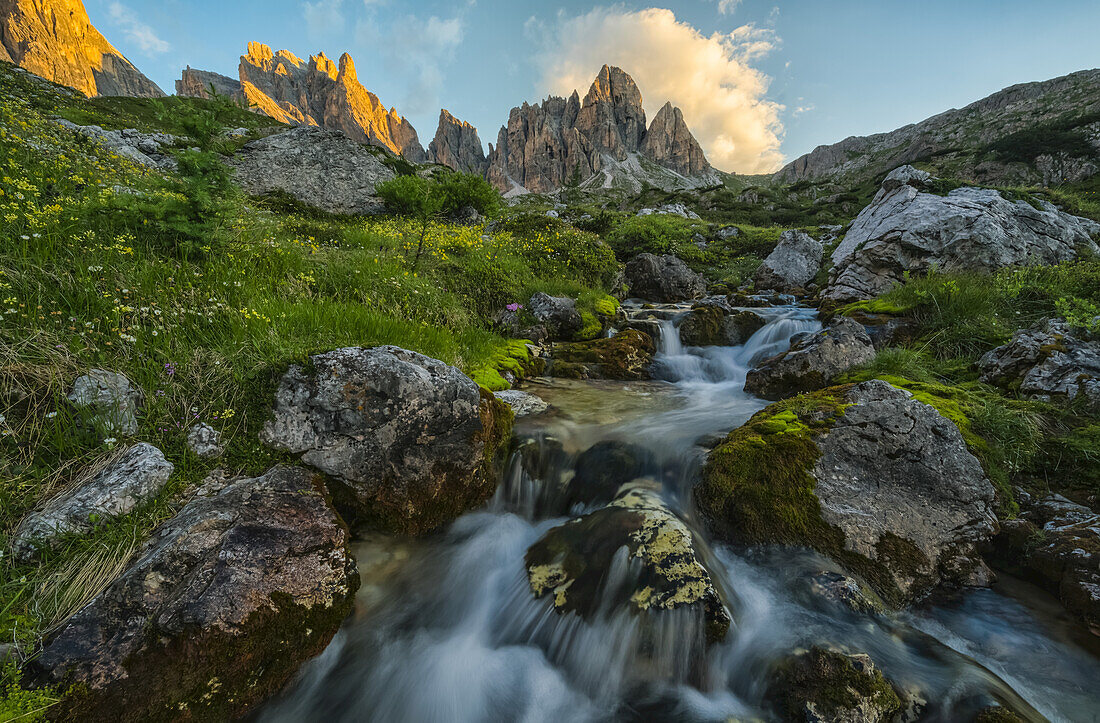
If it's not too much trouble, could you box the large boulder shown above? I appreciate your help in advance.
[824,166,1100,302]
[698,380,997,605]
[988,493,1099,635]
[678,306,767,347]
[753,230,824,292]
[261,346,512,534]
[28,465,358,721]
[745,317,875,400]
[68,369,143,436]
[12,443,173,561]
[548,330,655,381]
[525,480,731,644]
[767,646,904,723]
[55,120,179,171]
[624,253,706,302]
[978,320,1100,412]
[230,127,396,215]
[528,292,582,341]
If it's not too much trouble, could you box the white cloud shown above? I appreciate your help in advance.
[107,2,169,55]
[303,0,345,40]
[358,14,465,115]
[717,0,743,15]
[535,7,784,173]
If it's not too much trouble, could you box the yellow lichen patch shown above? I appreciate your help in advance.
[527,562,568,597]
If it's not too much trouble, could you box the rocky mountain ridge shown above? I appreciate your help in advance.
[0,0,163,98]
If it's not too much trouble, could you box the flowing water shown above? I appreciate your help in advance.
[261,304,1100,723]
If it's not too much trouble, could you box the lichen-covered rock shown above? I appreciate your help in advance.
[549,330,656,381]
[745,317,875,400]
[767,646,904,723]
[978,320,1100,412]
[987,493,1100,635]
[823,166,1100,303]
[28,465,358,722]
[260,346,512,534]
[678,306,767,347]
[186,422,224,458]
[528,292,583,341]
[230,127,396,215]
[493,389,549,417]
[753,230,824,293]
[698,380,997,605]
[67,369,143,436]
[624,253,707,302]
[12,443,173,561]
[525,480,731,644]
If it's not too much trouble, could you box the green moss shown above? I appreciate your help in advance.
[551,330,656,381]
[0,661,60,721]
[769,647,903,723]
[575,311,603,341]
[467,339,541,392]
[593,295,620,318]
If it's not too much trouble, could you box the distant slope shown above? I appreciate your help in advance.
[0,0,163,97]
[777,69,1100,188]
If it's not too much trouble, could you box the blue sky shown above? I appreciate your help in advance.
[86,0,1100,172]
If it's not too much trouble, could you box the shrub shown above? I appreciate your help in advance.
[606,214,696,259]
[437,172,501,218]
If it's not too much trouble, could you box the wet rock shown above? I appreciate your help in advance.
[624,253,707,303]
[525,480,731,643]
[565,440,654,508]
[549,330,656,381]
[767,646,904,723]
[678,306,767,347]
[745,317,875,400]
[753,230,824,293]
[529,292,583,341]
[978,320,1100,412]
[987,494,1100,635]
[261,346,512,534]
[699,380,997,605]
[494,389,549,417]
[68,369,143,436]
[973,706,1027,722]
[807,571,884,615]
[29,465,358,722]
[12,443,173,561]
[186,422,224,458]
[824,166,1100,303]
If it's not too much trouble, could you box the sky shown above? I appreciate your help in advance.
[86,0,1100,173]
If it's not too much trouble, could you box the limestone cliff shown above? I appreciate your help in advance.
[641,102,712,178]
[427,110,486,174]
[176,66,242,101]
[0,0,164,97]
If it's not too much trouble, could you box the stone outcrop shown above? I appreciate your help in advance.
[624,253,707,302]
[486,65,716,194]
[68,368,143,436]
[767,647,904,723]
[525,480,730,644]
[823,166,1100,303]
[745,317,875,400]
[528,292,582,341]
[493,389,549,418]
[0,0,164,98]
[753,230,824,292]
[549,329,656,381]
[29,465,358,721]
[55,119,179,171]
[260,346,512,534]
[427,109,487,174]
[12,443,173,560]
[699,380,998,605]
[229,126,395,215]
[230,42,425,160]
[978,319,1100,412]
[175,66,243,100]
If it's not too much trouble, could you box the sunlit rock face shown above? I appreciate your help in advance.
[427,109,487,174]
[175,66,243,100]
[236,42,426,161]
[0,0,164,97]
[486,64,716,194]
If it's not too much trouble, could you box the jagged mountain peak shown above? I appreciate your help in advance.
[428,109,486,175]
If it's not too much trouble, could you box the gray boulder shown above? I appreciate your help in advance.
[55,120,179,171]
[637,203,701,220]
[28,465,358,721]
[624,253,707,302]
[260,346,512,534]
[493,389,549,417]
[978,320,1100,412]
[824,166,1100,302]
[745,317,875,400]
[186,422,225,458]
[68,369,143,436]
[12,443,173,561]
[528,292,582,341]
[230,127,396,215]
[753,230,824,292]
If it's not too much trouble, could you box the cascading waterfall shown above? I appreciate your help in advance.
[260,304,1100,723]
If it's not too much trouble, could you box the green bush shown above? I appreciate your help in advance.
[606,214,696,259]
[437,172,501,218]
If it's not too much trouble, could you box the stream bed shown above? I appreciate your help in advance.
[260,305,1100,723]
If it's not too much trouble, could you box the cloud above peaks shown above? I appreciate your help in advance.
[107,2,169,55]
[302,0,345,40]
[535,7,784,173]
[358,13,465,116]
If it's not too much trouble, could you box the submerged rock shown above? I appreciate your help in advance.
[29,465,358,721]
[261,346,512,534]
[698,380,997,605]
[529,292,583,341]
[767,646,904,723]
[525,480,731,643]
[745,317,875,400]
[550,330,656,381]
[12,443,173,561]
[565,440,654,508]
[68,369,143,436]
[624,253,707,302]
[753,230,824,293]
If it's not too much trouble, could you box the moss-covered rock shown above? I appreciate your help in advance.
[678,306,767,347]
[697,380,997,606]
[745,317,876,400]
[549,330,656,381]
[767,646,904,723]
